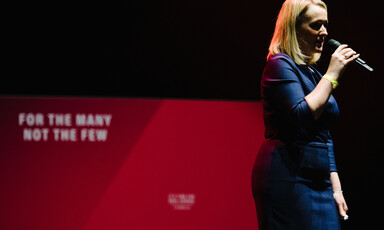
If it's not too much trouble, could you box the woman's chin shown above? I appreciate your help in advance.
[315,44,324,53]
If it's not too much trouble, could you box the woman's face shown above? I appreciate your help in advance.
[297,5,328,57]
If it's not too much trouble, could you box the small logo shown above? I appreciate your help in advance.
[167,193,196,210]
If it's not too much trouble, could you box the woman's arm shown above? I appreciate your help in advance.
[330,172,348,218]
[262,54,317,128]
[305,45,360,120]
[304,77,333,120]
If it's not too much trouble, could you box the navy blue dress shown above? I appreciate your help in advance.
[252,53,341,230]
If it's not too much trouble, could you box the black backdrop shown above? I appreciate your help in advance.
[3,1,384,229]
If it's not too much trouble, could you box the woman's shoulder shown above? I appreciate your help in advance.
[267,53,296,66]
[264,53,300,76]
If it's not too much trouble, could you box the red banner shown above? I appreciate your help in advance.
[0,97,264,230]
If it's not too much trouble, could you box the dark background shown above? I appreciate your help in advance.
[3,1,383,229]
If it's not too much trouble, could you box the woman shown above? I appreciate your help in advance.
[252,0,359,229]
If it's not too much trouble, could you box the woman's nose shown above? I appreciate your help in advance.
[320,25,328,36]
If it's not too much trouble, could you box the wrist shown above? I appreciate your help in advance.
[333,189,343,199]
[323,74,339,89]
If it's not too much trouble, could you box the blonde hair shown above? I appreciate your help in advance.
[267,0,327,65]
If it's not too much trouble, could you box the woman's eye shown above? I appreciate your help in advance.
[310,23,321,30]
[309,22,328,30]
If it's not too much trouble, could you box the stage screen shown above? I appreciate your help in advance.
[0,97,264,230]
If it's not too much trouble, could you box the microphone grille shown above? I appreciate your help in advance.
[327,39,341,51]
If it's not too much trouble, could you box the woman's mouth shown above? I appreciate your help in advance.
[315,38,325,49]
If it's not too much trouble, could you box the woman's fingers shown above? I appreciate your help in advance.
[339,204,349,220]
[341,47,358,60]
[334,45,360,63]
[338,203,346,216]
[327,44,359,78]
[335,44,348,52]
[342,48,355,58]
[343,201,348,212]
[347,53,360,62]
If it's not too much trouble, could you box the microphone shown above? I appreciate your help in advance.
[327,39,373,72]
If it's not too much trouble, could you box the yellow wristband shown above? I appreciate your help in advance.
[323,74,339,89]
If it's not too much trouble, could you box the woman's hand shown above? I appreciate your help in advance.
[333,190,348,219]
[326,44,360,80]
[330,172,348,219]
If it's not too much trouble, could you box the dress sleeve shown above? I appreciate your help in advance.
[326,137,338,172]
[262,55,315,128]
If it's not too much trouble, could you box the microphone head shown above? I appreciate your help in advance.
[327,39,341,51]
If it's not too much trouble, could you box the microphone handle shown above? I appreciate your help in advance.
[355,57,374,72]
